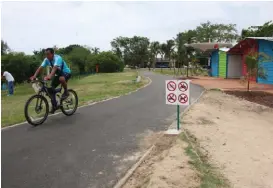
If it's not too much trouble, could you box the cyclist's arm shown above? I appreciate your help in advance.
[33,59,47,78]
[48,56,63,78]
[48,66,58,79]
[33,67,43,78]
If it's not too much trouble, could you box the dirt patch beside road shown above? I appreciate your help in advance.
[123,135,200,188]
[224,90,273,108]
[122,90,273,188]
[183,90,273,188]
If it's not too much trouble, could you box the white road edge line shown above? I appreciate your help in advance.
[2,77,152,131]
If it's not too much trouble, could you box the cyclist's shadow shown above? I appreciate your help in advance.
[27,111,81,131]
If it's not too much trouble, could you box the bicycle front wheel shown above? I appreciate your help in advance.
[61,89,78,116]
[24,94,49,126]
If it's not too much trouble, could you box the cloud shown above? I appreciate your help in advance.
[1,1,273,54]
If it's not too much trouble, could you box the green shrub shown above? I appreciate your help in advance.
[85,51,124,73]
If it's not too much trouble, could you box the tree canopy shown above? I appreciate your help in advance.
[1,40,10,55]
[111,36,150,67]
[241,20,273,39]
[195,21,238,43]
[2,20,271,83]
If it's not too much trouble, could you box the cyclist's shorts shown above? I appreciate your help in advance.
[51,70,71,88]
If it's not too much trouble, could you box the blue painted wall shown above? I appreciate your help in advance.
[257,40,273,84]
[211,50,219,77]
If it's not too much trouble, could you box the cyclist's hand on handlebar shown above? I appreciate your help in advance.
[44,75,52,81]
[30,76,36,81]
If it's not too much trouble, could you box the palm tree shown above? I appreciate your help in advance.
[166,40,175,69]
[244,52,267,91]
[166,40,175,58]
[159,43,167,60]
[149,41,160,69]
[170,50,178,75]
[92,47,100,54]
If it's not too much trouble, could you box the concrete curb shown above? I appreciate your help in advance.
[113,86,206,188]
[2,77,152,131]
[113,145,155,188]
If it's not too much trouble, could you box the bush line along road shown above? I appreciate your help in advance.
[1,71,204,188]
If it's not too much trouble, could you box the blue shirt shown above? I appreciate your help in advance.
[41,54,71,74]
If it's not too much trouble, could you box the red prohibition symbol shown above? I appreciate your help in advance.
[178,81,188,92]
[167,93,177,103]
[167,81,176,91]
[178,93,188,104]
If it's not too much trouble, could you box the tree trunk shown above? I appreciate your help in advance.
[153,56,156,70]
[247,79,250,91]
[169,57,171,70]
[173,60,176,76]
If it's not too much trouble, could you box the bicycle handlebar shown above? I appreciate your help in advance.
[28,78,50,84]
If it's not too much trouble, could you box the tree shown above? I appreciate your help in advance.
[111,36,150,67]
[1,40,10,55]
[176,31,196,76]
[130,36,150,67]
[91,47,100,54]
[165,40,175,59]
[165,40,175,70]
[195,21,239,42]
[170,50,178,74]
[33,49,46,61]
[111,36,131,64]
[241,20,273,39]
[1,52,40,83]
[67,47,91,74]
[159,43,167,60]
[57,44,82,55]
[243,52,267,91]
[149,41,160,68]
[85,51,124,73]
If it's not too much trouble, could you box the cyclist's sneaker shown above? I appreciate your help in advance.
[50,106,56,114]
[61,91,69,100]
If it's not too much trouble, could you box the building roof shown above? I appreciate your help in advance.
[219,47,230,52]
[228,38,258,54]
[185,42,233,52]
[246,37,273,41]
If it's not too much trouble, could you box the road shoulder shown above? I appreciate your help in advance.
[121,90,273,188]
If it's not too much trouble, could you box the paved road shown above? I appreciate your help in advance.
[2,71,204,188]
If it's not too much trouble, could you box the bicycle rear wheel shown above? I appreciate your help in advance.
[24,94,49,126]
[60,89,78,116]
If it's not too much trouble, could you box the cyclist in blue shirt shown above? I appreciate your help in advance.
[30,48,71,100]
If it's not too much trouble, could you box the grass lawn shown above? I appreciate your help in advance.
[154,68,209,77]
[1,71,148,127]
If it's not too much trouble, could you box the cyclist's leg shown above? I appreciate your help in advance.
[51,75,60,89]
[48,75,60,113]
[50,69,64,89]
[60,73,71,99]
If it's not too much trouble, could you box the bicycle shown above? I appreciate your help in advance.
[24,79,78,126]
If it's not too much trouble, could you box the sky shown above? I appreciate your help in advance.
[1,1,273,54]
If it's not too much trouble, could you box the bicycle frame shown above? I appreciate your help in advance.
[36,81,63,108]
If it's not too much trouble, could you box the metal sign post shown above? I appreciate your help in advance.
[165,79,190,131]
[177,104,180,130]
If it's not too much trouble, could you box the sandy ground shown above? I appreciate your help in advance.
[183,91,273,188]
[123,135,200,188]
[122,90,273,188]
